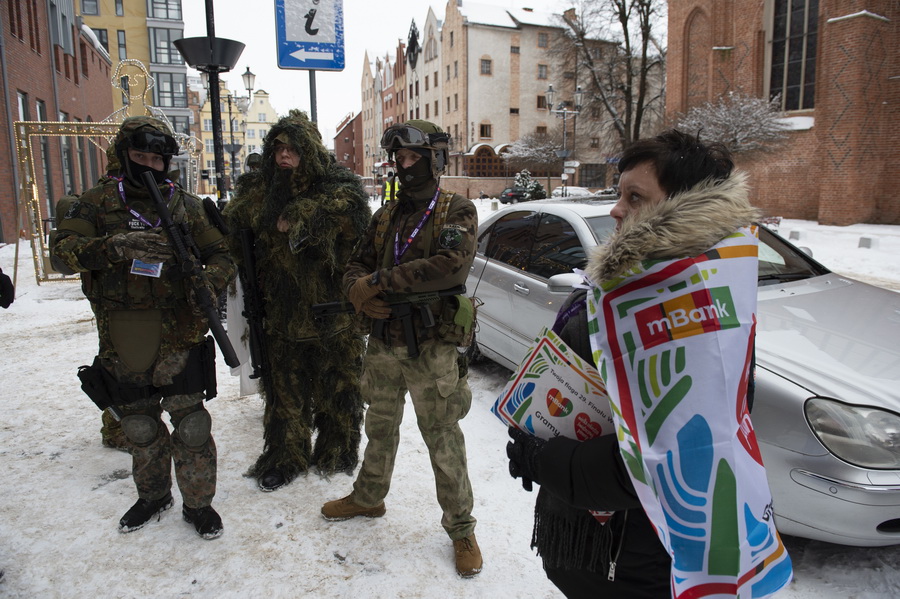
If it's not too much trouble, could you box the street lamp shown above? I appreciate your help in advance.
[173,0,244,202]
[546,84,585,197]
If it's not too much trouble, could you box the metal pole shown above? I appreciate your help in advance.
[227,95,236,189]
[204,0,227,200]
[309,70,317,124]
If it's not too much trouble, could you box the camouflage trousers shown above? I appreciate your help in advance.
[104,353,217,509]
[351,338,477,541]
[249,332,365,480]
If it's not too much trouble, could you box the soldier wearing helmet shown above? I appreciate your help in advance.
[52,116,236,540]
[322,120,483,578]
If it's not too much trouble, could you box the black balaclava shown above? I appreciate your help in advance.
[397,148,434,194]
[124,157,168,186]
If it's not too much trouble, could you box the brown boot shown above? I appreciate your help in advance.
[321,494,386,521]
[453,534,483,578]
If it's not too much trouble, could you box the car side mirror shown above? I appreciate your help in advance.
[548,272,583,293]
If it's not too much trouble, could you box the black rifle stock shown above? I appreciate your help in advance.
[238,228,277,404]
[141,170,240,368]
[312,284,466,358]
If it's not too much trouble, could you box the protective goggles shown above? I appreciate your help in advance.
[380,124,449,151]
[128,127,179,156]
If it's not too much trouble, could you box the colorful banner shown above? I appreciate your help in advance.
[587,227,792,598]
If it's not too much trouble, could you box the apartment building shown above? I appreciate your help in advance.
[1,0,114,243]
[78,0,193,183]
[347,1,609,192]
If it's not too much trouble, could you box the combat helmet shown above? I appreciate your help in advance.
[114,116,180,185]
[380,119,450,180]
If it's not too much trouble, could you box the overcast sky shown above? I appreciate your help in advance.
[181,0,566,144]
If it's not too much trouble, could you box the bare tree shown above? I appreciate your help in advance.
[502,132,564,191]
[556,0,667,152]
[674,93,789,155]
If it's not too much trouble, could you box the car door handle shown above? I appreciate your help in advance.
[514,282,530,295]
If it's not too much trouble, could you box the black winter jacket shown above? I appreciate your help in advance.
[532,289,672,599]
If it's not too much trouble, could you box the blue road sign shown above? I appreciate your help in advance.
[274,0,345,71]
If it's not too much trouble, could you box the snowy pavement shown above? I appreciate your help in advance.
[1,201,899,598]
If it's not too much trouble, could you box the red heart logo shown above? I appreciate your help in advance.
[575,412,603,441]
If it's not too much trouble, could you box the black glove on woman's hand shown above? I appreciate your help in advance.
[506,427,547,492]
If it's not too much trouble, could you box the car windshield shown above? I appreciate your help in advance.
[585,215,617,245]
[757,226,829,285]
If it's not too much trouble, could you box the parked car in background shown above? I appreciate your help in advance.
[551,185,594,198]
[466,198,900,547]
[498,187,531,204]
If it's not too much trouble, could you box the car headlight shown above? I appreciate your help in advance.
[805,397,900,469]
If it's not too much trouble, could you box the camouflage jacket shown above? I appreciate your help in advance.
[344,182,478,346]
[52,177,236,353]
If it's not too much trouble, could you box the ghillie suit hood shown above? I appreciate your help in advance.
[586,172,759,285]
[226,109,371,341]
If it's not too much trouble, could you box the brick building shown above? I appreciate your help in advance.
[667,0,899,225]
[1,0,114,243]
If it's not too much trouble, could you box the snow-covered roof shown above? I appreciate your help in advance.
[458,2,557,29]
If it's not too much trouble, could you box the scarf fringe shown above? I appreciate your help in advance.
[532,494,613,573]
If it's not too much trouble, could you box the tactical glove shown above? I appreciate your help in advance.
[107,229,173,263]
[506,426,547,492]
[348,276,382,313]
[360,297,392,320]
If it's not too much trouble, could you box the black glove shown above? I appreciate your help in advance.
[506,426,547,492]
[0,267,14,309]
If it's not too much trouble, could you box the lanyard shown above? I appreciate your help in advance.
[393,188,440,266]
[115,175,174,228]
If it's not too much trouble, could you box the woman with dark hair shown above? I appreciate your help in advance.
[506,130,791,598]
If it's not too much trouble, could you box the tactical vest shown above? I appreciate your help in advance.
[373,188,454,269]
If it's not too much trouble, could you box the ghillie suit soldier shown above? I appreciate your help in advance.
[52,116,236,539]
[223,109,370,491]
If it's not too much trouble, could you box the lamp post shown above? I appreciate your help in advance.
[546,84,585,197]
[173,0,244,201]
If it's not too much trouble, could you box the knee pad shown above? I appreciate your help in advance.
[120,414,160,446]
[176,408,212,448]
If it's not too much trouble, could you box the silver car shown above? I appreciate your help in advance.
[466,199,900,547]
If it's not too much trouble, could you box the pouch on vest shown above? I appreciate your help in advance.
[108,309,163,372]
[437,295,481,347]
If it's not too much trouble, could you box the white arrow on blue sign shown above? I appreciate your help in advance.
[275,0,345,71]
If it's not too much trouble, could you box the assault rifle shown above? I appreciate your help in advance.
[312,284,466,358]
[237,228,277,404]
[141,170,240,368]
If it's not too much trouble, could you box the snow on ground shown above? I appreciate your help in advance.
[1,200,899,598]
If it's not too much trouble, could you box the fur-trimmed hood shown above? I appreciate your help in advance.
[586,171,759,284]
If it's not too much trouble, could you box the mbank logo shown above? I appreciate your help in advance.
[634,287,740,349]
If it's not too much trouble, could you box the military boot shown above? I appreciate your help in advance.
[453,534,483,578]
[183,505,223,540]
[118,491,174,533]
[321,494,386,521]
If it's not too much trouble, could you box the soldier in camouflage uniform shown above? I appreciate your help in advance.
[52,116,236,539]
[223,109,370,491]
[321,120,483,578]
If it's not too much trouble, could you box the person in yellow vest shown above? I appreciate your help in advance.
[381,170,398,206]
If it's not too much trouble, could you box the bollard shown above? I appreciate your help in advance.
[491,199,499,211]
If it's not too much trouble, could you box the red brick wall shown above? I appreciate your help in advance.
[667,0,899,225]
[1,3,114,242]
